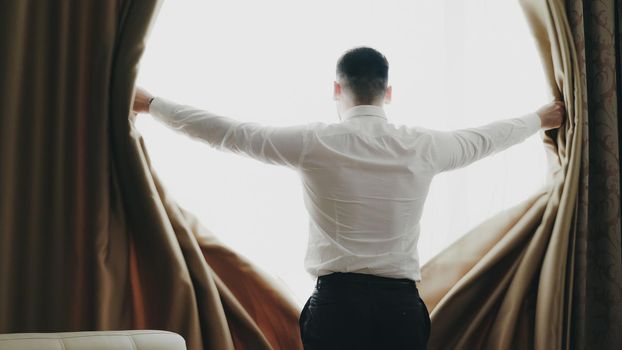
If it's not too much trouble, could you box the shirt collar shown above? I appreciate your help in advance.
[341,105,387,122]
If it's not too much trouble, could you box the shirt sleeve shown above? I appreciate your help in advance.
[148,96,310,169]
[425,112,542,173]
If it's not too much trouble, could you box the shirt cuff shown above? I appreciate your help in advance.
[149,96,180,123]
[522,112,542,133]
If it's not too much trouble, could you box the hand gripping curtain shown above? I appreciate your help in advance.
[0,1,303,349]
[417,0,622,349]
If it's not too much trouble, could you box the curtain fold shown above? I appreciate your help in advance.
[1,0,123,331]
[567,0,622,348]
[418,0,622,349]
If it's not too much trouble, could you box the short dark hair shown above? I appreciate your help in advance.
[336,47,389,105]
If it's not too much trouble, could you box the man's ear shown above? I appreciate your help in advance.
[333,81,341,100]
[384,85,393,104]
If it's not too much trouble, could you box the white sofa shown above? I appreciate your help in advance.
[0,330,186,350]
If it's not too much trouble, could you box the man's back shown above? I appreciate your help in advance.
[298,105,541,282]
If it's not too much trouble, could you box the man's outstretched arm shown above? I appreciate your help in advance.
[131,87,309,169]
[424,100,565,173]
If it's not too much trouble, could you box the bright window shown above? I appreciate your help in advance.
[135,0,548,307]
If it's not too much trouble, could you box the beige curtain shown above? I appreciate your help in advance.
[0,1,302,349]
[418,0,622,349]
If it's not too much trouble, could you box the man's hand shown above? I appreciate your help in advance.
[536,100,566,130]
[132,87,155,114]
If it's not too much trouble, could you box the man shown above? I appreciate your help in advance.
[132,47,565,349]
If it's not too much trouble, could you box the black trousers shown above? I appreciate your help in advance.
[299,272,431,350]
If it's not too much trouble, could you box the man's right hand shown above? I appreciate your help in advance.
[132,87,155,115]
[536,100,566,130]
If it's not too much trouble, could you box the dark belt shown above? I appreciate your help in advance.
[316,272,417,288]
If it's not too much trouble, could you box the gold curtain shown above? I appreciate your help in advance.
[418,0,622,349]
[0,1,302,349]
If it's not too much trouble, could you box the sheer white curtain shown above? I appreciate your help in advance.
[135,0,548,306]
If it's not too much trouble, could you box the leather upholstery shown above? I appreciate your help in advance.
[0,330,186,350]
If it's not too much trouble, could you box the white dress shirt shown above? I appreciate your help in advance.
[149,97,541,282]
